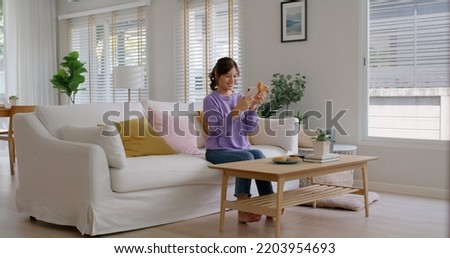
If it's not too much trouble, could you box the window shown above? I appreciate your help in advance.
[175,0,243,102]
[59,6,148,104]
[367,0,450,141]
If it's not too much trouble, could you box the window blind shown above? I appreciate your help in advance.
[368,0,450,140]
[59,7,148,104]
[369,1,449,89]
[175,0,243,103]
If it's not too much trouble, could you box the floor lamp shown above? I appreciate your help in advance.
[113,66,144,102]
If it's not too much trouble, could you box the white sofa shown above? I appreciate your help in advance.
[13,100,299,236]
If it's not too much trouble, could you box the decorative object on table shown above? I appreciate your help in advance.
[303,153,340,163]
[50,51,87,104]
[311,128,335,157]
[257,73,306,118]
[272,156,302,164]
[281,0,307,42]
[8,95,18,106]
[294,111,308,124]
[113,66,144,102]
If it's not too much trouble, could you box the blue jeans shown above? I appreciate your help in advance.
[206,149,274,197]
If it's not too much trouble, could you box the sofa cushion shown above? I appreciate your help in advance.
[110,154,223,193]
[146,100,204,155]
[61,124,127,169]
[249,117,299,153]
[110,144,288,193]
[114,117,176,157]
[251,145,291,158]
[303,192,380,211]
[198,111,209,135]
[298,129,315,148]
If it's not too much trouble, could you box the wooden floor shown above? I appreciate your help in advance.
[0,148,448,238]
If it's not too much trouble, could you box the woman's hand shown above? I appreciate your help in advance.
[249,92,264,111]
[231,92,264,118]
[231,96,251,118]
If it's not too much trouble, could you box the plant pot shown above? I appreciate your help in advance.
[9,99,18,106]
[312,140,331,156]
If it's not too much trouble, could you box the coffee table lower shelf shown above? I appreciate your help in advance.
[224,184,361,218]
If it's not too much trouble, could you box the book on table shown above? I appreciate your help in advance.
[303,153,340,163]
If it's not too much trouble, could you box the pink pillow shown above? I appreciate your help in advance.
[148,108,203,155]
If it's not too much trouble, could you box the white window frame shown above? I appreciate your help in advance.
[360,0,449,151]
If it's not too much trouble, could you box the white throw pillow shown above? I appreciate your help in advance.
[249,117,299,153]
[61,125,126,169]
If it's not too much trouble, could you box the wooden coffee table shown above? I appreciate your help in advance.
[209,154,378,237]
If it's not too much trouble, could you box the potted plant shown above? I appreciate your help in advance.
[269,73,306,111]
[294,111,308,124]
[311,128,335,156]
[8,95,18,106]
[257,100,281,118]
[50,51,87,104]
[257,73,306,118]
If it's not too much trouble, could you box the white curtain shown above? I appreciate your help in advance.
[4,0,58,105]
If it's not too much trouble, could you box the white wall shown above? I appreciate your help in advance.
[58,0,450,199]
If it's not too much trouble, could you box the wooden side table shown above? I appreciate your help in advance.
[0,107,12,117]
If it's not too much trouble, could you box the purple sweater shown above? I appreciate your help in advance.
[203,91,258,150]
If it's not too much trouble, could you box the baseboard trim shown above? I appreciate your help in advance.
[354,180,450,200]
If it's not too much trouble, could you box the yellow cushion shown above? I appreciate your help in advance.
[198,111,209,135]
[114,117,176,157]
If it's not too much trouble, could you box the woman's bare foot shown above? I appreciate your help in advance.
[236,194,261,223]
[238,211,262,223]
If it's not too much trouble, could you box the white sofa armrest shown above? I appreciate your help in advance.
[249,117,299,154]
[14,113,111,229]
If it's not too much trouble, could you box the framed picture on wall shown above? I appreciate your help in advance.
[281,0,307,42]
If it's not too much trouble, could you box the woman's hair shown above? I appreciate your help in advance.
[209,57,240,91]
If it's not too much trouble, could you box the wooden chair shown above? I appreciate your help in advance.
[0,105,36,175]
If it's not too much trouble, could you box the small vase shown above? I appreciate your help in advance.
[312,141,331,156]
[9,99,18,106]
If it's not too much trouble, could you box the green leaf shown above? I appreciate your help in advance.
[268,72,307,110]
[49,51,87,103]
[311,128,336,143]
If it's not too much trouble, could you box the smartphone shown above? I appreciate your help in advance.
[245,87,259,98]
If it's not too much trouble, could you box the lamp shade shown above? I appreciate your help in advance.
[113,66,144,89]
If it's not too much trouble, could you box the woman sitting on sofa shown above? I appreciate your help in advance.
[203,57,273,223]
